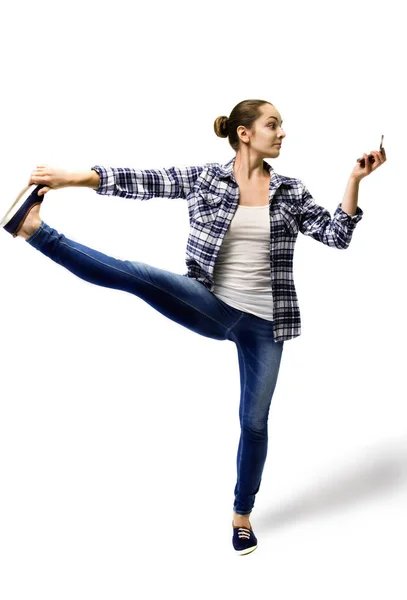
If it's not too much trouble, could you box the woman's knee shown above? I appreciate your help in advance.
[240,419,268,440]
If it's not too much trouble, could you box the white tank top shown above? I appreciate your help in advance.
[212,204,274,321]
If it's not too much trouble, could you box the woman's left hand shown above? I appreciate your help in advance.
[350,147,387,182]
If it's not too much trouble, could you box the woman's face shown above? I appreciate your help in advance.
[238,104,286,157]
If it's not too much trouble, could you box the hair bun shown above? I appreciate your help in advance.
[214,115,229,138]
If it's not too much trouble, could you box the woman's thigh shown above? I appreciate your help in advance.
[228,313,285,430]
[124,259,245,340]
[26,221,245,341]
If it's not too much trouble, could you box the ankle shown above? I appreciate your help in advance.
[18,219,41,239]
[17,205,42,239]
[233,512,251,527]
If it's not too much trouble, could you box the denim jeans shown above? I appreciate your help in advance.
[26,221,285,515]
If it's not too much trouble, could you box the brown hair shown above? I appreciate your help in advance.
[213,99,273,152]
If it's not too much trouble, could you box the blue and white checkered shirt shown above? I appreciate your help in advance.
[90,156,363,343]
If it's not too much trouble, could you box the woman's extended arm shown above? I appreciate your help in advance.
[29,164,206,199]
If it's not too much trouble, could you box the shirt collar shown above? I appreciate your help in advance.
[218,156,293,188]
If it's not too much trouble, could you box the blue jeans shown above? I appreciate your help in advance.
[26,221,285,515]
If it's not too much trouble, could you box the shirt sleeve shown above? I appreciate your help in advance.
[299,181,364,249]
[89,164,207,200]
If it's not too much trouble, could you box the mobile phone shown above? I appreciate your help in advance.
[357,135,384,168]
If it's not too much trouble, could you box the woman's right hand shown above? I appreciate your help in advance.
[28,165,72,196]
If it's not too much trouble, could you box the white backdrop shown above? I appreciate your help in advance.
[0,0,406,597]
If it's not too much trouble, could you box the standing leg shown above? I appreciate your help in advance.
[227,313,285,525]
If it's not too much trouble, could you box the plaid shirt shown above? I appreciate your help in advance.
[90,156,364,343]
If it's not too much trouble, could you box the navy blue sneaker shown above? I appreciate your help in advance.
[232,521,258,555]
[1,183,47,237]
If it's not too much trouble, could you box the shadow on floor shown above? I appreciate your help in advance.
[259,436,407,530]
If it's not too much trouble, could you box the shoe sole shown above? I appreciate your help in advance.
[236,544,258,555]
[0,183,39,228]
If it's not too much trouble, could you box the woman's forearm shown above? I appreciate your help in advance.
[69,169,100,189]
[340,176,359,216]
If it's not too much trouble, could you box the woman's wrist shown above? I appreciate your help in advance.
[69,170,100,189]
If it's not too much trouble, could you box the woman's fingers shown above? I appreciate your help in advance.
[37,186,50,196]
[371,150,381,162]
[363,153,371,172]
[377,148,386,162]
[28,166,71,190]
[30,166,49,183]
[29,174,41,184]
[370,150,385,169]
[29,170,48,187]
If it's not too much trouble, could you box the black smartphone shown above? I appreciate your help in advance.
[357,135,384,168]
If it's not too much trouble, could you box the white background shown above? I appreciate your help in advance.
[0,0,406,597]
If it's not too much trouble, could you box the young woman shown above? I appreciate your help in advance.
[1,99,386,555]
